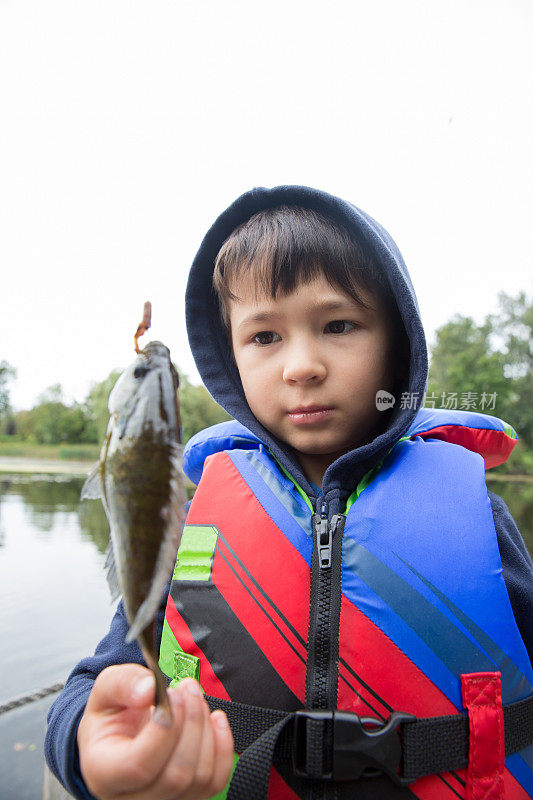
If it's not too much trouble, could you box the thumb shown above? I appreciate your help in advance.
[88,664,156,713]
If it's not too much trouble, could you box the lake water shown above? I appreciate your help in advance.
[0,473,531,800]
[0,474,114,800]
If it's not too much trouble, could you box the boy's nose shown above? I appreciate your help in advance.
[282,343,327,384]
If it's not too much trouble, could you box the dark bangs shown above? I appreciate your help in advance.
[213,205,393,325]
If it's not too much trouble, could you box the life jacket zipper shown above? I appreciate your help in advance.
[306,500,346,710]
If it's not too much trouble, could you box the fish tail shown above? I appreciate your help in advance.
[150,663,173,727]
[138,625,174,726]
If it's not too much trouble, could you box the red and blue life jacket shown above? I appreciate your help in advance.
[159,408,533,800]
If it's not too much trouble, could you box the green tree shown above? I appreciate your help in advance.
[489,291,533,448]
[427,316,511,409]
[13,409,32,440]
[86,371,122,443]
[16,384,97,444]
[426,292,533,473]
[0,361,16,433]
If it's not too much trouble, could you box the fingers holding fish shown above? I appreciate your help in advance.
[207,710,235,797]
[152,680,220,800]
[187,707,235,800]
[121,680,234,800]
[159,691,234,800]
[78,665,233,800]
[85,663,158,715]
[77,664,182,796]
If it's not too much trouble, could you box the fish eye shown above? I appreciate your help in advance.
[133,363,148,379]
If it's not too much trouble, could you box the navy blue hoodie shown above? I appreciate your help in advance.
[45,185,533,799]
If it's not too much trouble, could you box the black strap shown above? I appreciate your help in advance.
[225,715,294,800]
[206,693,533,797]
[402,693,533,781]
[205,696,289,755]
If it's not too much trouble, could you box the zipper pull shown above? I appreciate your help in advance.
[315,516,332,568]
[314,501,332,569]
[313,512,346,569]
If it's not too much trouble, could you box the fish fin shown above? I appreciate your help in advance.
[104,540,121,601]
[81,463,103,500]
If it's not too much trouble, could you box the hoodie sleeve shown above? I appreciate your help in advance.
[44,588,169,800]
[489,490,533,664]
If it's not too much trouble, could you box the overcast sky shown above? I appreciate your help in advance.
[2,0,532,411]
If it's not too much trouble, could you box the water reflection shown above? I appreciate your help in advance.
[0,474,116,800]
[1,474,82,510]
[77,497,110,553]
[0,475,533,554]
[0,475,110,551]
[0,473,531,557]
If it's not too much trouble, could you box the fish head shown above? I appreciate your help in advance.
[107,341,181,445]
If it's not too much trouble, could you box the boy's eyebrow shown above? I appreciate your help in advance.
[315,299,371,312]
[235,311,280,332]
[236,298,371,330]
[238,311,277,325]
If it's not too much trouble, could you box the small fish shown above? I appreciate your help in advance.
[82,306,185,721]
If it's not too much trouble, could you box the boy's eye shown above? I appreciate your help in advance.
[325,320,355,334]
[253,331,281,345]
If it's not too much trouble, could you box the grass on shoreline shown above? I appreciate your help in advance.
[0,441,100,461]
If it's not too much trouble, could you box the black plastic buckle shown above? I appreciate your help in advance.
[292,709,415,785]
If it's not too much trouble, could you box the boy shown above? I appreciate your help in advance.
[46,186,533,800]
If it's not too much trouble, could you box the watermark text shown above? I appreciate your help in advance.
[375,391,498,412]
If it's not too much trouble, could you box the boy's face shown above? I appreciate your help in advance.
[229,273,397,487]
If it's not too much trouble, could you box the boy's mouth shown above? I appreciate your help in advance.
[287,406,334,424]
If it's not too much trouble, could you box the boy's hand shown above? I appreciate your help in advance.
[77,664,234,800]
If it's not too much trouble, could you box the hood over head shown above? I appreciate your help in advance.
[186,185,428,503]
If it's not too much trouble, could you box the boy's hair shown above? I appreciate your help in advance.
[212,205,401,333]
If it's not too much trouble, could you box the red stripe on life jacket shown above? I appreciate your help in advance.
[338,599,530,800]
[414,426,516,470]
[338,595,458,717]
[501,771,532,800]
[268,768,303,800]
[338,597,466,799]
[414,764,530,800]
[186,452,311,703]
[405,773,465,800]
[212,537,307,702]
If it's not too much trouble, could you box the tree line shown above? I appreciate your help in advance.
[1,291,531,471]
[424,291,532,474]
[0,367,231,448]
